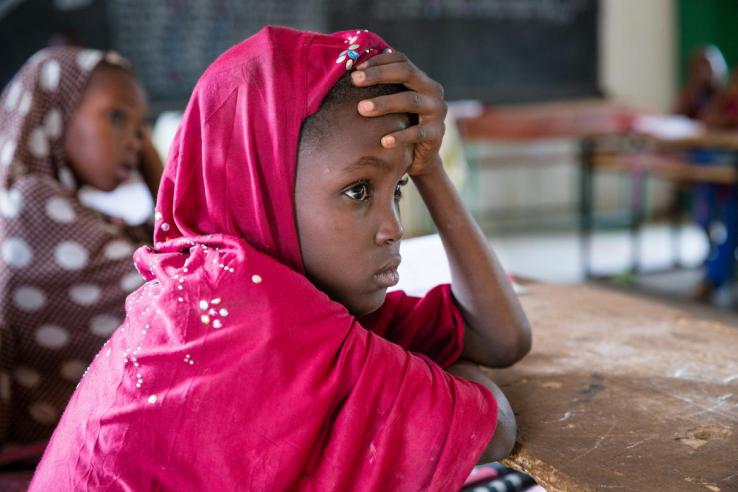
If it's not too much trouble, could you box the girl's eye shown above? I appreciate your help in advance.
[344,182,371,202]
[395,177,409,200]
[108,110,127,127]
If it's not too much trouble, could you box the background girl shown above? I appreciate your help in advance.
[0,47,161,447]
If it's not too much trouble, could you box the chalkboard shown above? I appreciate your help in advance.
[2,0,600,109]
[106,0,326,112]
[0,0,111,88]
[1,0,327,110]
[330,0,601,103]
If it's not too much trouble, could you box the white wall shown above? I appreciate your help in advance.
[596,0,676,214]
[600,0,676,113]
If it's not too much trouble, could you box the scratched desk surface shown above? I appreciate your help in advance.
[486,283,738,492]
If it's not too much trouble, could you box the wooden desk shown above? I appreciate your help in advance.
[578,133,738,277]
[455,103,711,275]
[487,283,738,491]
[455,100,636,141]
[591,153,737,185]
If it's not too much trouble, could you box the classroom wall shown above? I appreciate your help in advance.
[596,0,676,215]
[600,0,676,113]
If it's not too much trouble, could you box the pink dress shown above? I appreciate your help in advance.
[30,26,497,491]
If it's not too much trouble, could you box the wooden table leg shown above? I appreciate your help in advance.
[579,138,596,279]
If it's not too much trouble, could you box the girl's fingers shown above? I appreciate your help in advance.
[357,91,447,119]
[351,62,416,86]
[355,50,407,70]
[352,49,447,156]
[352,60,442,96]
[381,122,445,148]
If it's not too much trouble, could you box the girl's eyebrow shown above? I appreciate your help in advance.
[343,156,412,176]
[343,156,393,173]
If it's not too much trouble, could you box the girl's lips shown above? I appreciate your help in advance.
[116,162,135,181]
[374,267,400,288]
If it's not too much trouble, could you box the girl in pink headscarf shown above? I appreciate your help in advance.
[31,26,530,491]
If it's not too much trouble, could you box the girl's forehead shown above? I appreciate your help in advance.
[309,112,412,176]
[85,69,147,109]
[89,68,139,92]
[337,104,409,141]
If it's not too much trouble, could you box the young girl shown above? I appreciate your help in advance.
[674,45,727,120]
[30,27,530,490]
[702,65,738,129]
[686,59,738,302]
[0,47,161,447]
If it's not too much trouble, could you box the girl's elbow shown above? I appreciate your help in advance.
[517,327,532,358]
[479,407,517,463]
[486,434,516,464]
[510,319,533,364]
[487,330,532,368]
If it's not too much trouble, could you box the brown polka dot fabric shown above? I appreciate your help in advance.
[0,48,148,448]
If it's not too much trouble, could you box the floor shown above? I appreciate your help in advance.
[488,222,706,284]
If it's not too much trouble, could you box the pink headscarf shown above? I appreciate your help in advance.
[152,24,383,272]
[31,26,496,491]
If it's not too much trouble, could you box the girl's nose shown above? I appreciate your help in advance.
[375,200,404,246]
[126,126,145,155]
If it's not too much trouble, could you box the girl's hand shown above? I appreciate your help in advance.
[351,50,447,177]
[138,125,164,199]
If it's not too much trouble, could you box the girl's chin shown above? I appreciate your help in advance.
[348,290,388,317]
[89,177,120,192]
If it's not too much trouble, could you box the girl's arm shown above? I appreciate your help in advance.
[447,361,516,462]
[703,92,738,129]
[138,127,164,200]
[352,52,531,368]
[413,161,531,367]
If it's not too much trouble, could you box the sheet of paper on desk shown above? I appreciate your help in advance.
[393,234,526,297]
[633,114,704,140]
